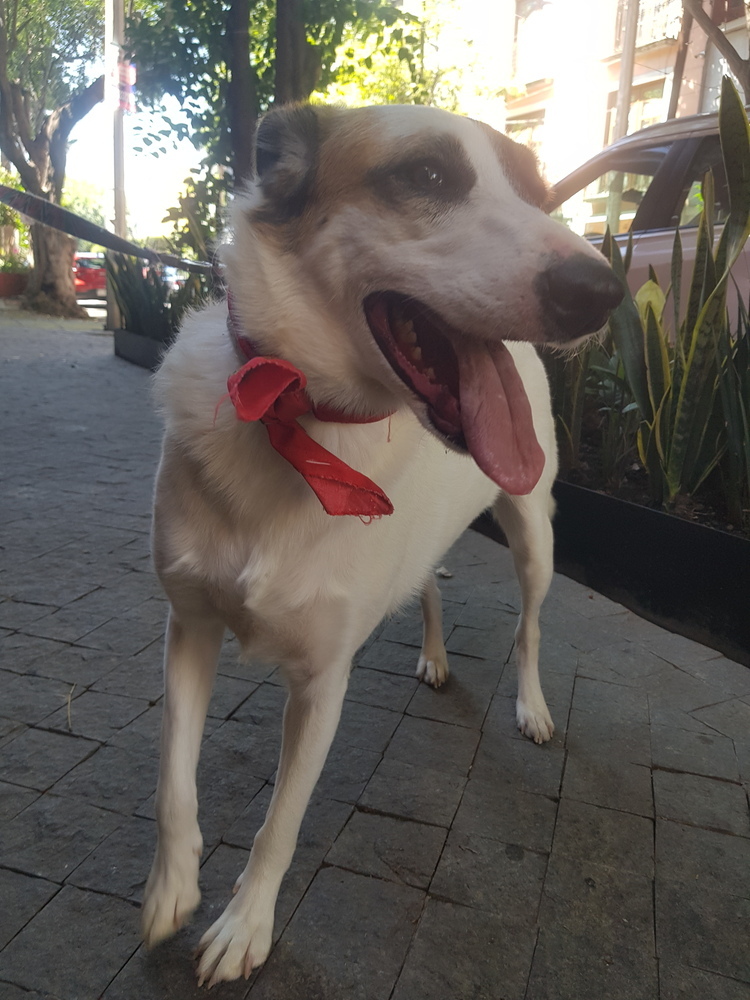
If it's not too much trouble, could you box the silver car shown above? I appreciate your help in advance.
[549,111,750,301]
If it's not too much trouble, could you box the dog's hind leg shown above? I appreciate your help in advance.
[142,608,224,947]
[493,490,555,744]
[416,573,450,687]
[195,639,351,987]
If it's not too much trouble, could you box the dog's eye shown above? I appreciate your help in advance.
[402,161,444,192]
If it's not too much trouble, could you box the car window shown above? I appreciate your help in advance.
[553,165,659,238]
[672,136,730,229]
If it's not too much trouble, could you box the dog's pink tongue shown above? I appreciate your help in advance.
[457,340,545,495]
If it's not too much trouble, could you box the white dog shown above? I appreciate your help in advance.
[141,103,622,986]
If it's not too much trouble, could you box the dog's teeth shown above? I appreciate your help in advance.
[424,366,436,381]
[412,347,422,363]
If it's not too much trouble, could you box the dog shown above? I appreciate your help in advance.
[140,102,622,986]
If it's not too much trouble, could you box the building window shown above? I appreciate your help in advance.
[615,0,683,50]
[506,109,546,156]
[712,0,745,24]
[604,80,666,145]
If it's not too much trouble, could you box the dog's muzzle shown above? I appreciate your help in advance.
[536,253,624,341]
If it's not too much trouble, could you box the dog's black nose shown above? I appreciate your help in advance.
[538,253,624,340]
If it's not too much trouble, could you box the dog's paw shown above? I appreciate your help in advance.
[416,651,450,688]
[516,697,554,744]
[141,849,202,948]
[195,895,273,987]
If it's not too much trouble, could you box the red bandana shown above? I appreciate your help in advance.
[224,304,394,518]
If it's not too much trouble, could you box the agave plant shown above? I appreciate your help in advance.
[603,76,750,520]
[105,253,209,344]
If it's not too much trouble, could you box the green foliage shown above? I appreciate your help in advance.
[0,249,30,272]
[61,179,105,253]
[126,0,417,172]
[161,169,227,262]
[0,0,103,129]
[105,254,209,343]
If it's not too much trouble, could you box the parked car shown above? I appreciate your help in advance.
[549,110,750,301]
[73,252,107,299]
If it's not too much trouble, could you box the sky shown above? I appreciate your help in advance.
[66,95,202,241]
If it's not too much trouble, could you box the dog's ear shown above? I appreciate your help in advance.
[253,105,320,222]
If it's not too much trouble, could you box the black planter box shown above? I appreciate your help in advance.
[113,329,167,372]
[474,481,750,666]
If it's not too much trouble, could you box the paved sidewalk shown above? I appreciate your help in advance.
[1,314,749,1000]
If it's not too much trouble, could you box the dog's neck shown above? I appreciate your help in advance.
[226,291,393,426]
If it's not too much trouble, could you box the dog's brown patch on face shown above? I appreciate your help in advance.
[477,123,549,209]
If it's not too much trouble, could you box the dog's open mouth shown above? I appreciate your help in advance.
[364,292,545,495]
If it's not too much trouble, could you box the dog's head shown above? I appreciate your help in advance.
[226,103,622,494]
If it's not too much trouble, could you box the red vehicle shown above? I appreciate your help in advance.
[73,252,107,298]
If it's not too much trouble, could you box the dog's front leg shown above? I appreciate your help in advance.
[195,655,350,987]
[416,573,450,687]
[493,491,555,744]
[142,609,224,947]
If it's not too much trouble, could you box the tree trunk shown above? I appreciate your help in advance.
[683,0,750,98]
[226,0,258,188]
[275,0,321,105]
[24,223,86,318]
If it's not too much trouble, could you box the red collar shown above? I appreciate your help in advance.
[224,294,394,517]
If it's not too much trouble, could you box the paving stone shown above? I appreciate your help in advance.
[0,600,58,629]
[248,867,424,1000]
[658,960,750,999]
[65,814,155,901]
[92,644,165,702]
[200,718,281,782]
[315,741,381,802]
[355,638,422,677]
[406,655,499,729]
[345,665,418,713]
[445,620,516,661]
[576,641,669,687]
[431,827,547,921]
[390,898,537,1000]
[106,703,165,756]
[0,632,73,674]
[206,672,258,720]
[360,757,466,827]
[226,681,287,726]
[552,798,654,877]
[0,885,141,999]
[527,858,657,1000]
[0,670,79,725]
[643,666,733,714]
[692,698,750,743]
[333,699,401,754]
[653,770,750,836]
[73,614,165,657]
[565,707,652,766]
[51,745,158,815]
[471,729,565,798]
[563,753,654,817]
[656,819,750,897]
[325,809,446,888]
[656,880,750,982]
[0,781,38,822]
[651,724,739,781]
[0,727,98,790]
[20,603,116,644]
[451,777,558,853]
[648,695,720,736]
[384,714,479,776]
[647,630,725,666]
[0,869,59,949]
[1,792,122,881]
[571,675,650,725]
[377,605,423,647]
[40,690,150,742]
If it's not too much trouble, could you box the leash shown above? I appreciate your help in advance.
[0,184,213,273]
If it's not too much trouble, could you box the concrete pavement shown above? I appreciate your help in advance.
[1,310,749,999]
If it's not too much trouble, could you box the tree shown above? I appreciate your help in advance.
[127,0,409,187]
[681,0,750,99]
[0,0,104,316]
